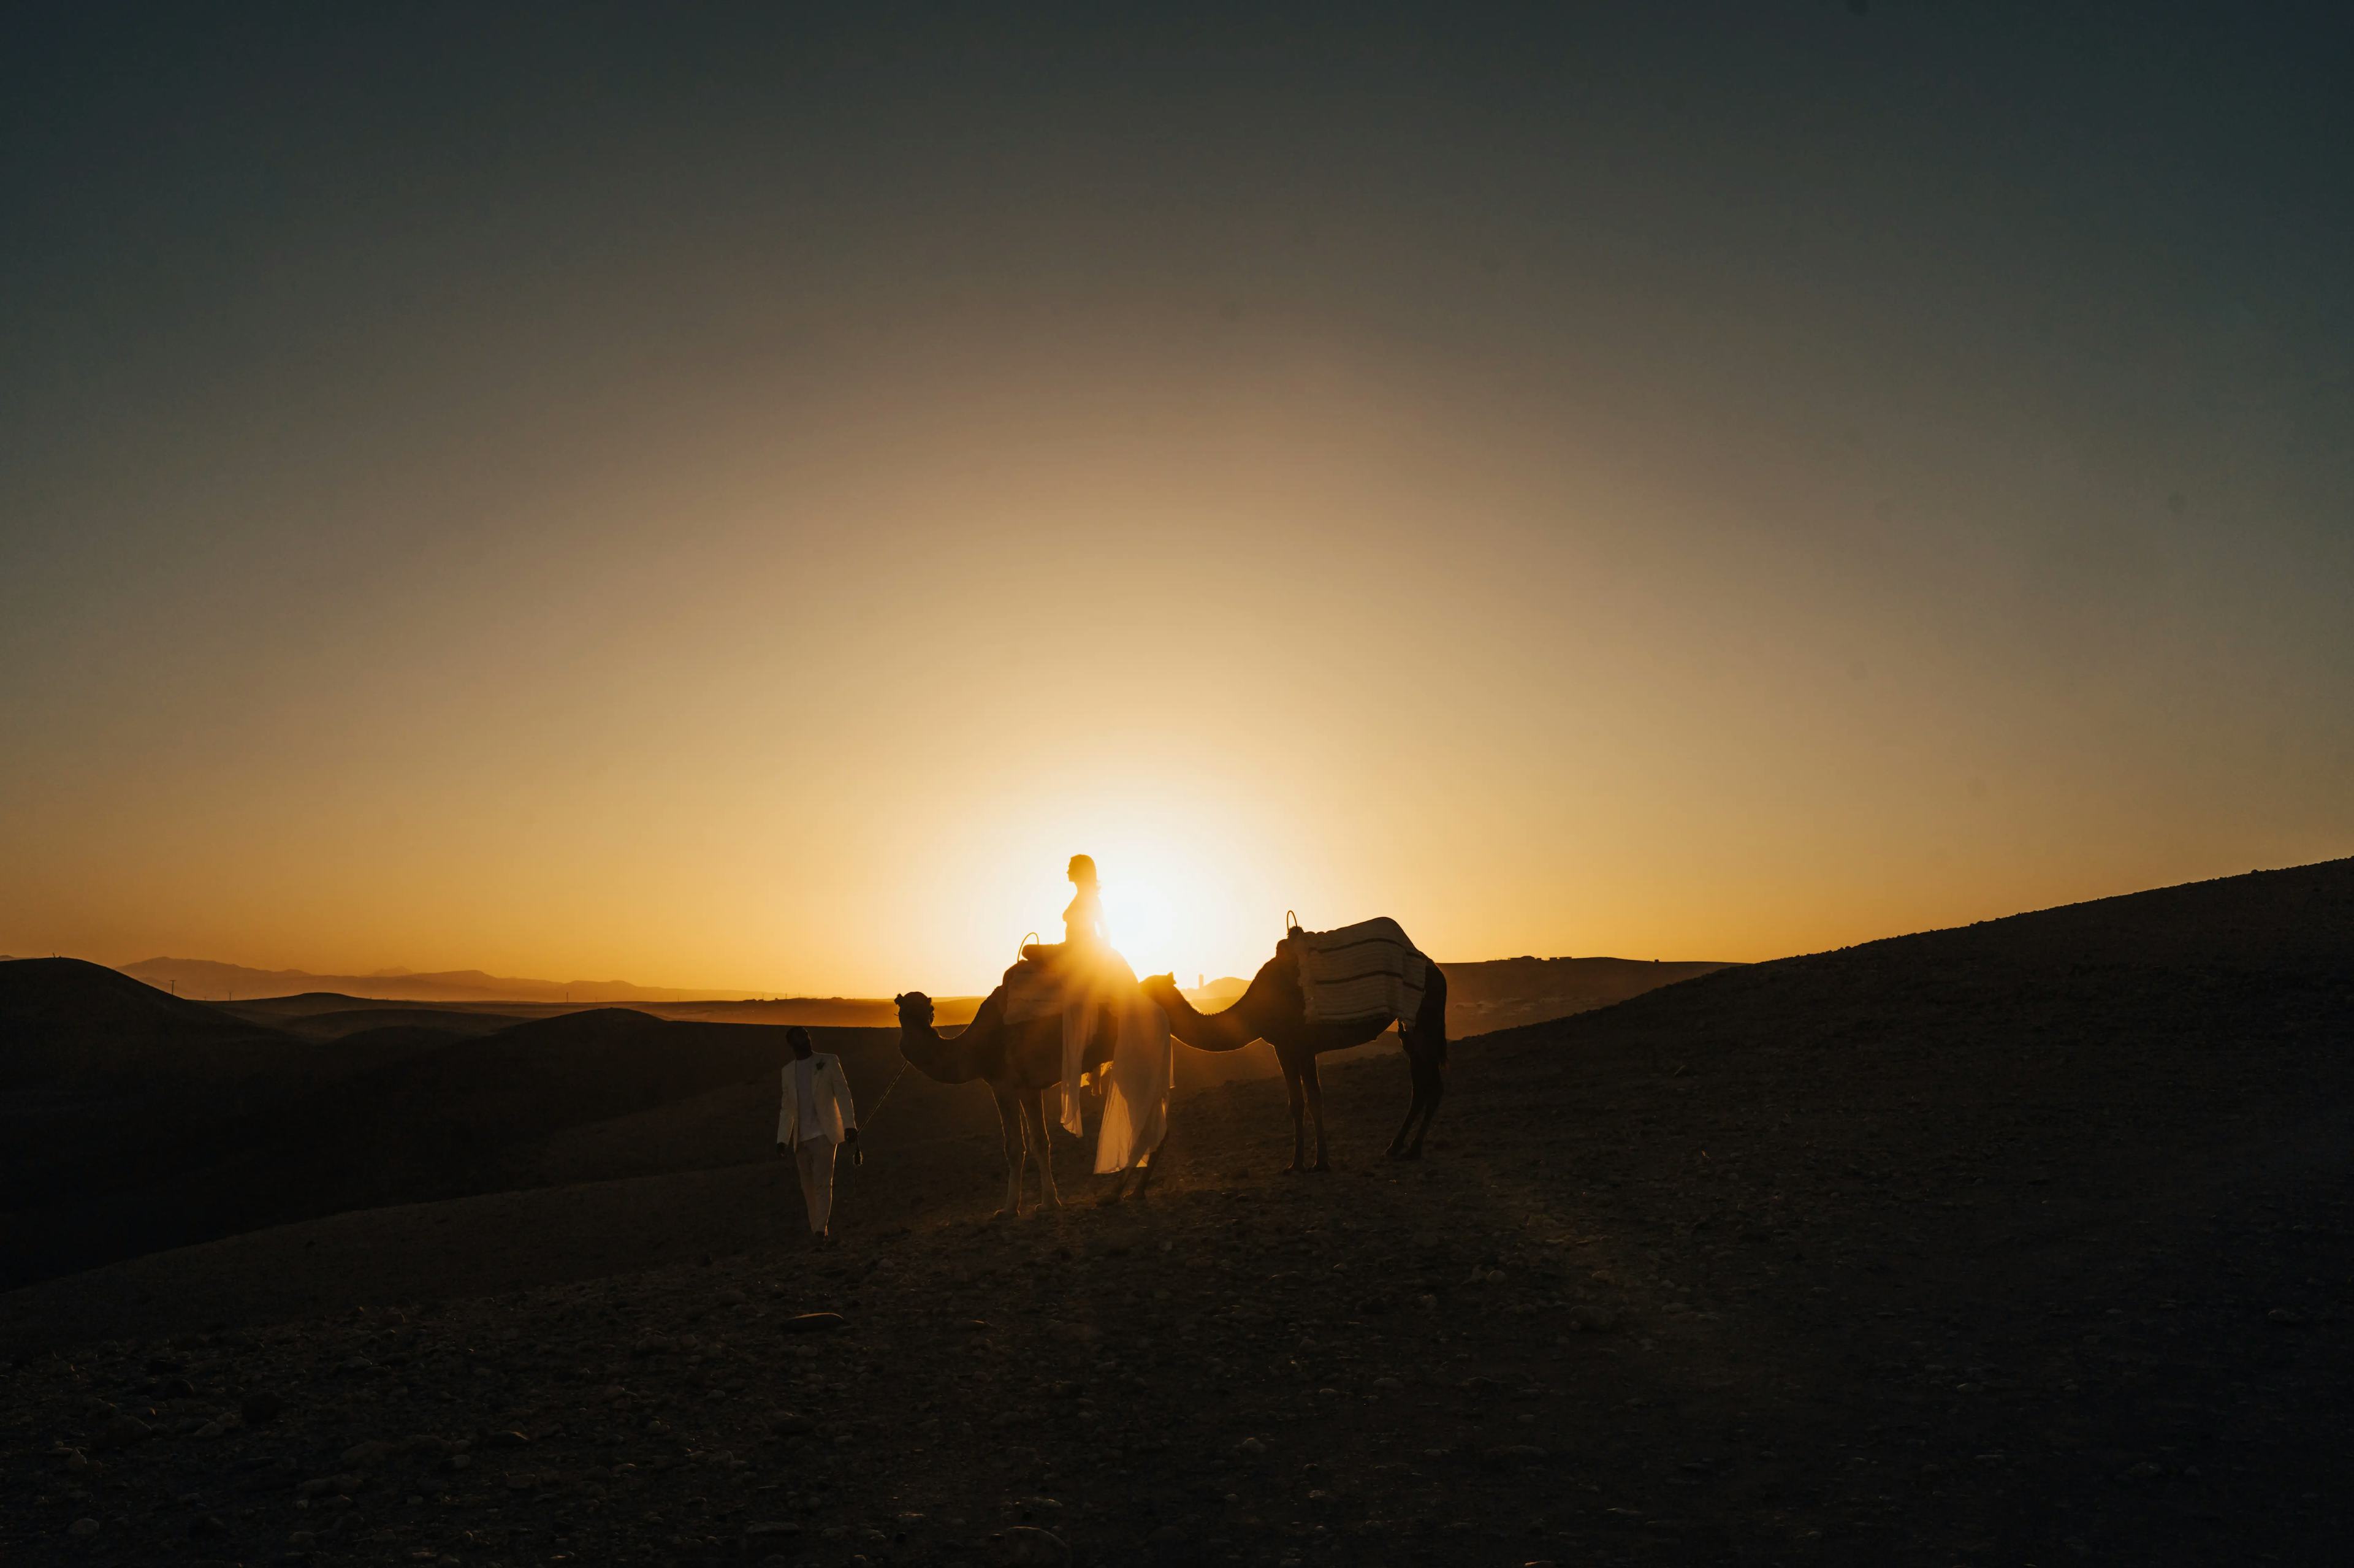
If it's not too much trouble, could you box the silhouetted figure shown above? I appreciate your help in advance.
[774,1024,858,1247]
[1022,853,1109,967]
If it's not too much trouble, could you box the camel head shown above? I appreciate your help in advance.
[1138,973,1182,1011]
[894,989,983,1084]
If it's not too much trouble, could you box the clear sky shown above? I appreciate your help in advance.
[4,3,2349,995]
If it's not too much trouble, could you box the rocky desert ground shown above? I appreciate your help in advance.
[4,861,2350,1566]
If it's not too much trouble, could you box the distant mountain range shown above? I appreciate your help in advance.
[118,957,763,1005]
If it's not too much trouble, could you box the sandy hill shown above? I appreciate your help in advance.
[234,1005,520,1043]
[2,860,2349,1564]
[1438,952,1734,1030]
[0,958,312,1095]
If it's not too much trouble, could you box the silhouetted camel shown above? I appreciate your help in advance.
[894,986,1163,1216]
[1141,948,1447,1171]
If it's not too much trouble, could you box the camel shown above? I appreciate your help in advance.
[1140,945,1447,1171]
[894,983,1165,1217]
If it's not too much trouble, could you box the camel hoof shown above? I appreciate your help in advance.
[1400,1147,1423,1162]
[1311,1161,1331,1174]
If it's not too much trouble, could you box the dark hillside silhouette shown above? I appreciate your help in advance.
[1,962,444,1255]
[0,959,310,1094]
[226,1002,517,1041]
[2,1005,811,1288]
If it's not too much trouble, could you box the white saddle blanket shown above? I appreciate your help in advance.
[1292,916,1428,1026]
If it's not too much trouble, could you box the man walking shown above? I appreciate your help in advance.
[775,1025,859,1246]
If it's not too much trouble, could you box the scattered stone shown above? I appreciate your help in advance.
[782,1312,847,1334]
[67,1518,99,1537]
[989,1524,1071,1566]
[99,1414,153,1449]
[240,1391,285,1426]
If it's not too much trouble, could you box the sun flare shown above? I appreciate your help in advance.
[1100,877,1177,979]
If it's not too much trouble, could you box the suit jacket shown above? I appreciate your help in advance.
[777,1053,856,1148]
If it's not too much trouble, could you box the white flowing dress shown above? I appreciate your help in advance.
[1050,894,1172,1170]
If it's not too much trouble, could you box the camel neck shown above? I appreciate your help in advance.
[1165,991,1259,1052]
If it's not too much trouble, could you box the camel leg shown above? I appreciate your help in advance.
[991,1086,1026,1219]
[1393,1035,1431,1149]
[1387,1052,1423,1158]
[1281,1056,1309,1173]
[1300,1054,1330,1172]
[1401,978,1448,1159]
[1133,1131,1162,1197]
[1028,1092,1064,1212]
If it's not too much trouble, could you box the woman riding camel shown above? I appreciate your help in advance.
[1015,853,1168,1156]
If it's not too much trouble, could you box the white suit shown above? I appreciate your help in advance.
[776,1052,858,1234]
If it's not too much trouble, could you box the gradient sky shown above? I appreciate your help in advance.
[4,2,2350,995]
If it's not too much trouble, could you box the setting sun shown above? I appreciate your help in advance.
[1099,875,1176,979]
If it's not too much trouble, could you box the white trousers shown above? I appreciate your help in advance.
[793,1138,837,1234]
